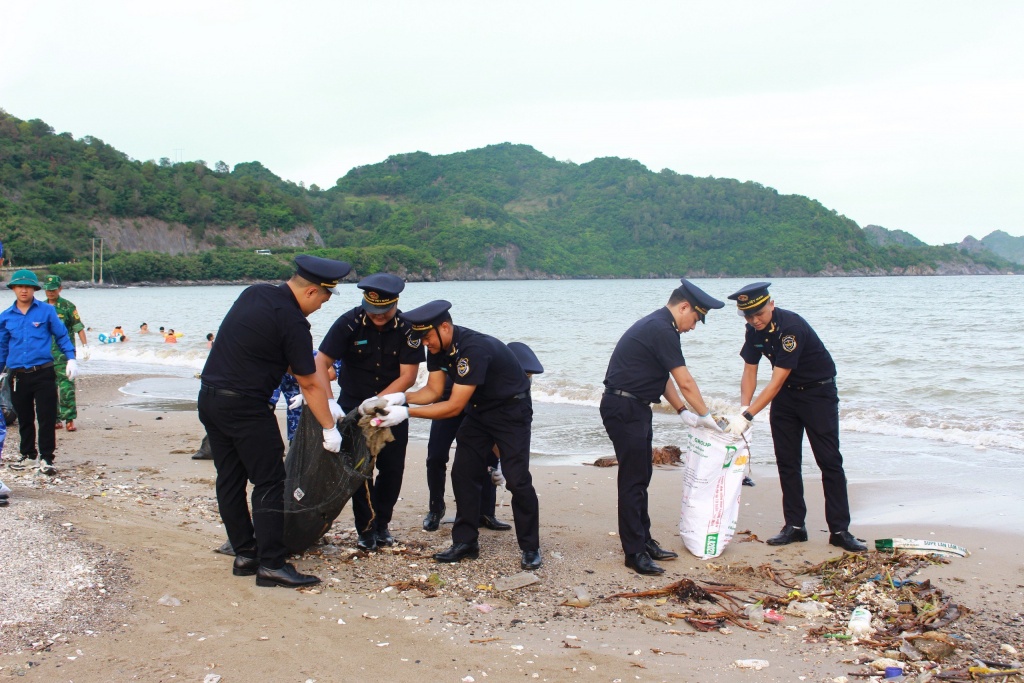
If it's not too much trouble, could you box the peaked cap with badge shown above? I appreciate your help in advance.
[44,274,63,291]
[728,281,772,317]
[293,255,351,293]
[403,300,453,340]
[676,278,725,324]
[358,273,405,314]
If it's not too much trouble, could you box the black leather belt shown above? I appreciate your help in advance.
[14,362,54,373]
[200,383,244,398]
[785,377,835,391]
[604,388,651,406]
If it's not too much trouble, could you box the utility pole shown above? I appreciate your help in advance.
[91,238,101,283]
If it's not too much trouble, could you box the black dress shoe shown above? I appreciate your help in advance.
[423,510,443,532]
[766,525,808,546]
[520,549,542,570]
[742,476,756,487]
[232,555,259,576]
[624,551,664,575]
[829,530,867,552]
[645,539,678,561]
[480,515,512,531]
[433,542,479,563]
[375,527,395,547]
[356,531,377,551]
[255,563,321,588]
[213,540,235,556]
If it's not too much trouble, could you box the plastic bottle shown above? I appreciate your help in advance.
[743,603,764,623]
[847,606,873,638]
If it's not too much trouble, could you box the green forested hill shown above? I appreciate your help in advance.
[0,109,1012,281]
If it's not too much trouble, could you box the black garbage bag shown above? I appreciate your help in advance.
[0,371,17,426]
[282,406,376,554]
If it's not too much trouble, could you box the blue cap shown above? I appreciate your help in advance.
[728,282,772,317]
[677,279,725,324]
[403,300,453,339]
[294,255,351,293]
[358,273,405,314]
[507,342,544,375]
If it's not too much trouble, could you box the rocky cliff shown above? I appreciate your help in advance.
[89,218,324,254]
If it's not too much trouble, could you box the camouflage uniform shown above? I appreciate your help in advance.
[50,297,85,422]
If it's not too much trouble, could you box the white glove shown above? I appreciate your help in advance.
[725,414,752,435]
[694,411,722,431]
[357,396,379,416]
[288,393,305,410]
[374,405,409,428]
[65,359,79,380]
[489,464,506,488]
[379,392,406,407]
[679,410,699,428]
[78,345,91,361]
[322,426,342,452]
[328,400,345,423]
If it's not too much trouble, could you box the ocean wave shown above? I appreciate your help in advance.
[87,344,208,371]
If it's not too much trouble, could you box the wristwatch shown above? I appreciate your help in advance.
[742,411,754,422]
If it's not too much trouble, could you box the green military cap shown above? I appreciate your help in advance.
[43,274,62,291]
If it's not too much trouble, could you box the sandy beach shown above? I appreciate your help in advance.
[1,374,1022,682]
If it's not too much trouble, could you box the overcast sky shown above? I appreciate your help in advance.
[3,1,1022,245]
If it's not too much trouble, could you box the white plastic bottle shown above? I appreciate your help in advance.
[847,606,873,638]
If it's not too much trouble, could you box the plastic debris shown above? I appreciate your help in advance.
[874,538,970,557]
[560,586,591,609]
[846,606,873,638]
[157,594,181,607]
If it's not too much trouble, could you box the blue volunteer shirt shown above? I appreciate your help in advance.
[0,298,76,369]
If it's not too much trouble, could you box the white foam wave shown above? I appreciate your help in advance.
[86,344,208,371]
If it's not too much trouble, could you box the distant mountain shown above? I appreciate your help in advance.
[980,230,1024,265]
[0,108,1014,281]
[862,224,927,248]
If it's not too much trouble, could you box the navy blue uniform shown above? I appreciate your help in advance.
[425,376,499,517]
[428,326,538,549]
[601,308,685,555]
[199,284,318,568]
[319,307,424,535]
[740,308,850,533]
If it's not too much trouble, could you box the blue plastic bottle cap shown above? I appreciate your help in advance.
[884,667,904,679]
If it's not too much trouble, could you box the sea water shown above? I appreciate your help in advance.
[52,276,1023,498]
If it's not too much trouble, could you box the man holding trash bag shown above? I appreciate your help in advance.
[724,282,865,553]
[198,255,350,588]
[601,279,724,575]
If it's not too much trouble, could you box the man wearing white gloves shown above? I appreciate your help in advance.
[316,273,423,552]
[198,255,350,588]
[600,279,725,575]
[726,282,865,553]
[0,270,76,476]
[43,275,88,432]
[366,300,542,571]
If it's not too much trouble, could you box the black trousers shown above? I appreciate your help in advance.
[347,406,409,534]
[600,393,654,555]
[425,412,497,516]
[451,398,538,550]
[198,390,288,568]
[11,366,58,460]
[769,382,851,533]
